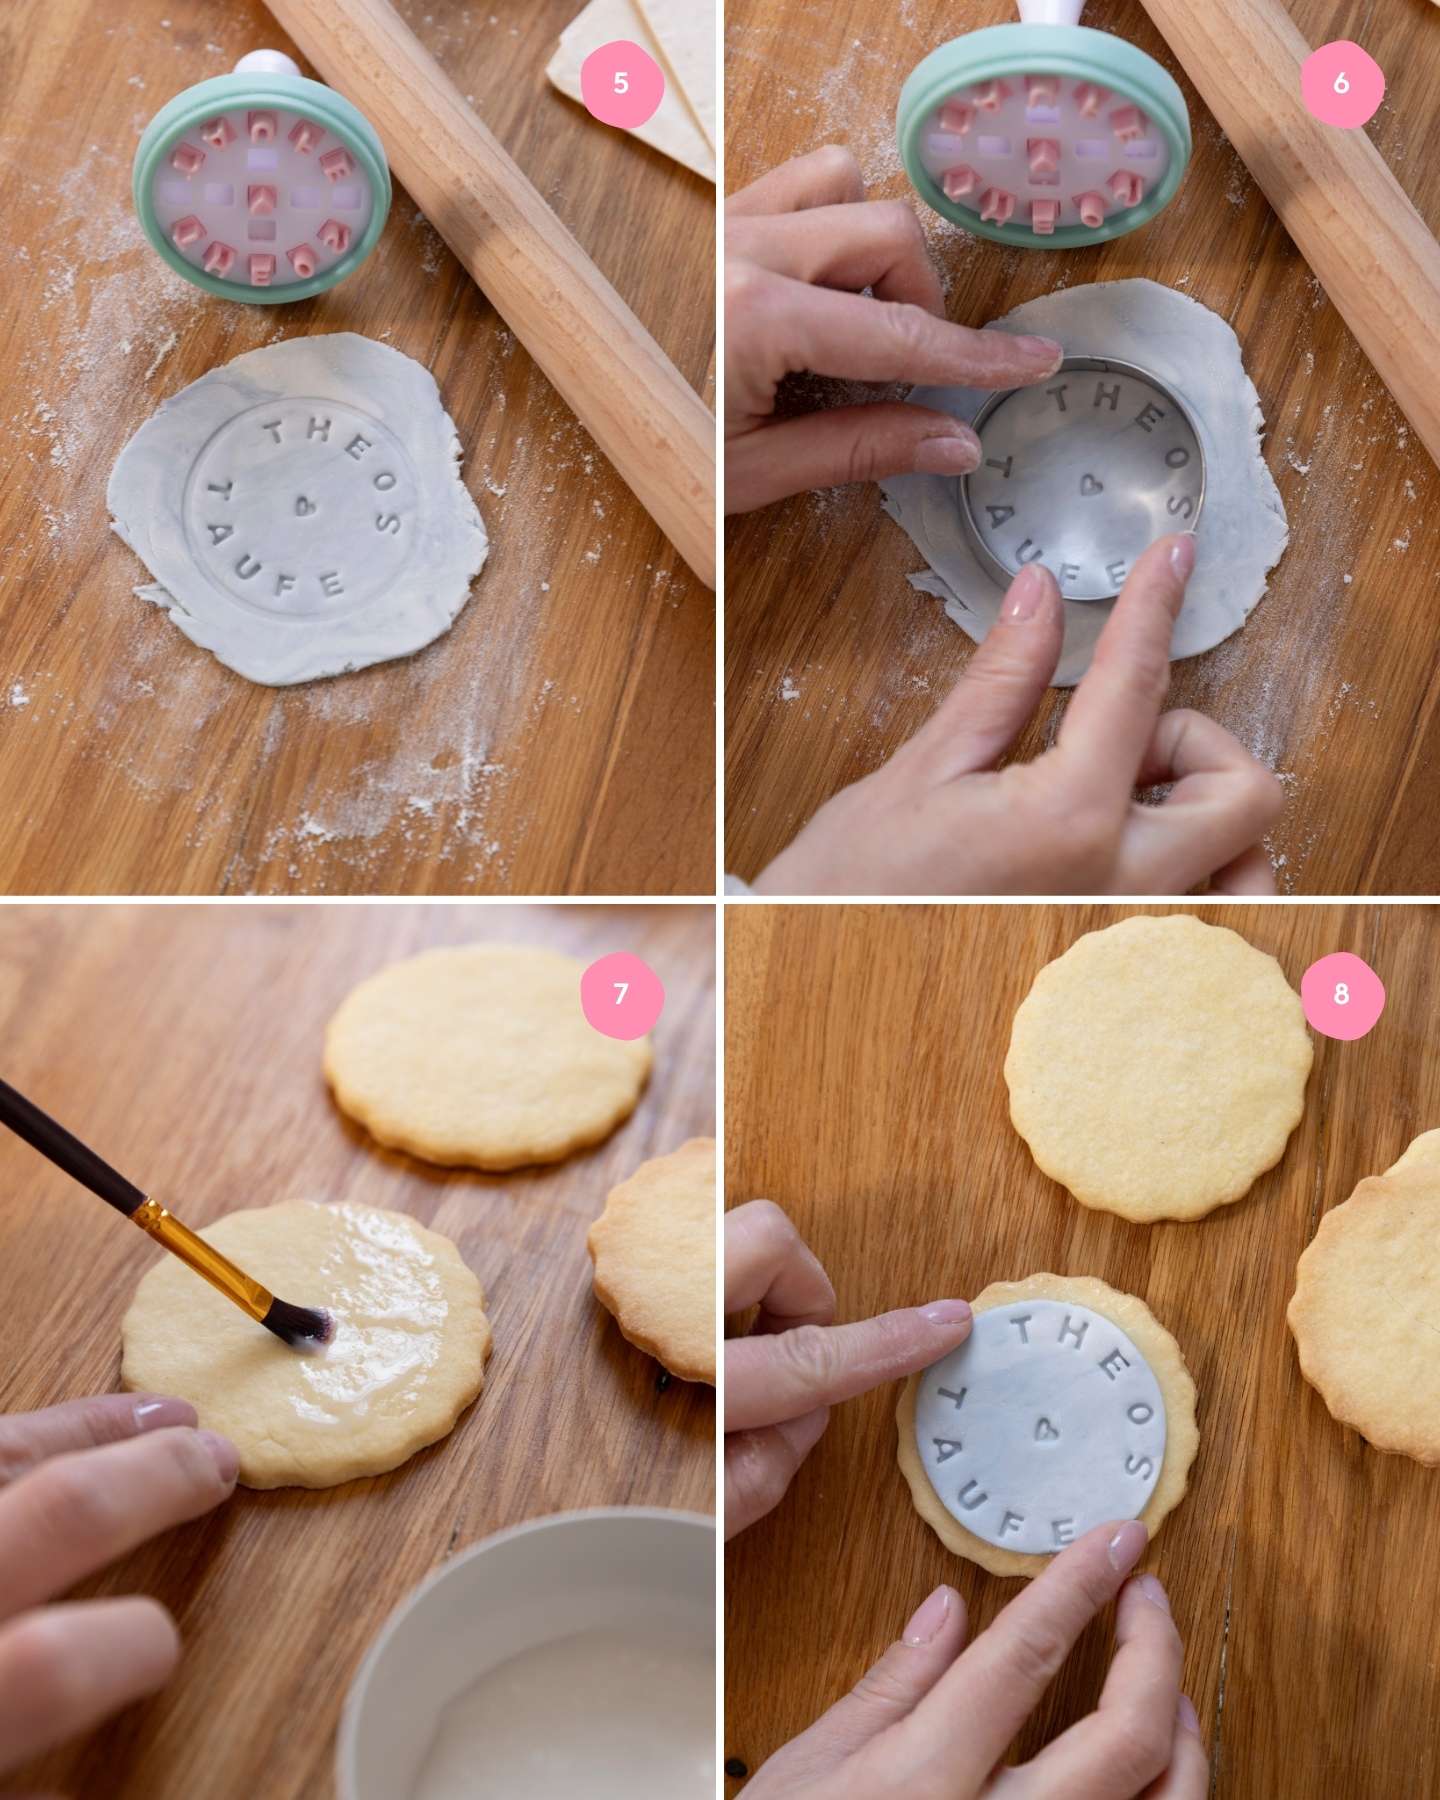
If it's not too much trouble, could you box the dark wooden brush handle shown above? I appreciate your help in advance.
[0,1078,147,1215]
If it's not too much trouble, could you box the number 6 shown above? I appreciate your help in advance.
[614,69,629,93]
[1334,70,1350,93]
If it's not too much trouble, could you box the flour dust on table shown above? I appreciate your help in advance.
[107,333,489,685]
[880,279,1289,686]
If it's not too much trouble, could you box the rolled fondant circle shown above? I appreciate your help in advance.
[914,1299,1165,1554]
[897,1273,1199,1578]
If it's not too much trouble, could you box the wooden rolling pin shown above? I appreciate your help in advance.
[1138,0,1440,471]
[264,0,715,587]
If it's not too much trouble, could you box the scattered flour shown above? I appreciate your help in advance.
[143,329,178,382]
[2,21,699,894]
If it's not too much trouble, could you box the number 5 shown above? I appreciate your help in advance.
[614,981,629,1004]
[614,70,629,93]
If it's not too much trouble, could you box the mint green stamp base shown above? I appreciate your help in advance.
[897,25,1190,249]
[134,73,390,304]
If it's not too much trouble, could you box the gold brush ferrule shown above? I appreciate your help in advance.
[130,1198,275,1324]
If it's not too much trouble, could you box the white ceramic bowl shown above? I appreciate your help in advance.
[336,1507,715,1800]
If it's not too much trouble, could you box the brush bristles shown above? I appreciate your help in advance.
[262,1297,336,1352]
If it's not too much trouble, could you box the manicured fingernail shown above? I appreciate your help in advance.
[902,1585,954,1646]
[1136,1572,1170,1613]
[133,1396,198,1432]
[1177,1694,1200,1736]
[914,429,980,475]
[1015,333,1065,369]
[198,1430,240,1485]
[1003,562,1051,622]
[1108,1519,1148,1573]
[1169,532,1197,581]
[920,1299,972,1326]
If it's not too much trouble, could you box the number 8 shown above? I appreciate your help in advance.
[1334,982,1350,1005]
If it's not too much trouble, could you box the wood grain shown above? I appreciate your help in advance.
[266,0,715,586]
[0,902,715,1798]
[1137,0,1440,470]
[725,902,1440,1799]
[724,0,1440,895]
[0,0,715,896]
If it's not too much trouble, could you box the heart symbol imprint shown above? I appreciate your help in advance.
[1034,1417,1060,1442]
[1079,473,1104,497]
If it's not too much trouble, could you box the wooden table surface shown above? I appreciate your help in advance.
[0,0,714,897]
[725,902,1440,1798]
[724,0,1440,895]
[0,902,715,1798]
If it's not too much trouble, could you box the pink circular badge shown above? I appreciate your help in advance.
[579,39,665,130]
[1300,951,1386,1042]
[581,952,665,1041]
[1301,41,1385,130]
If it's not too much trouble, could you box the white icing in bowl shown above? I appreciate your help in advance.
[336,1509,714,1800]
[412,1626,712,1799]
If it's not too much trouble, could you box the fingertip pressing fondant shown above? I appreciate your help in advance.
[878,279,1290,686]
[914,1300,1168,1556]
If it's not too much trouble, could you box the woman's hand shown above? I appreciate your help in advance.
[745,1520,1208,1799]
[725,1200,973,1537]
[753,535,1284,897]
[0,1393,238,1778]
[726,147,1063,513]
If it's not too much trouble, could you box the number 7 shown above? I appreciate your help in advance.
[614,981,629,1004]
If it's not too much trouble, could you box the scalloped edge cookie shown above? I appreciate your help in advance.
[897,1273,1199,1577]
[588,1138,715,1384]
[122,1200,491,1489]
[1288,1134,1440,1465]
[1005,914,1313,1222]
[324,944,652,1170]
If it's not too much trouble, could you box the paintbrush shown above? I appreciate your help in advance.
[0,1078,334,1351]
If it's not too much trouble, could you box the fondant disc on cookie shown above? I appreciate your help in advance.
[914,1299,1166,1555]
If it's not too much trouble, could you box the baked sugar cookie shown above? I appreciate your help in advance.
[588,1138,715,1384]
[1385,1129,1440,1175]
[1005,914,1312,1222]
[122,1201,491,1489]
[1289,1143,1440,1463]
[897,1274,1198,1578]
[325,945,652,1169]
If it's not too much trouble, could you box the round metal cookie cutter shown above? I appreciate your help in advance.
[959,354,1206,602]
